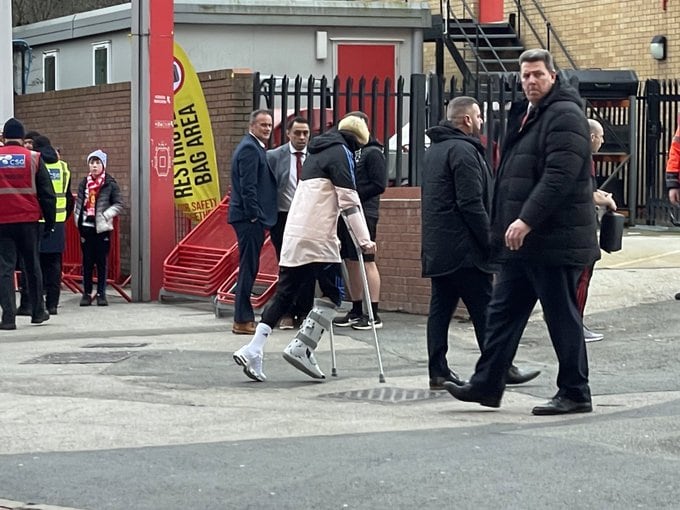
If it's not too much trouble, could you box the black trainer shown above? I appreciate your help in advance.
[80,294,92,306]
[351,314,383,330]
[333,311,361,327]
[97,295,109,306]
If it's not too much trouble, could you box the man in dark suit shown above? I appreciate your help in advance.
[266,116,313,330]
[228,110,278,335]
[445,49,600,415]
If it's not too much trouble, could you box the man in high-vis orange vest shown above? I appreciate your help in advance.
[0,118,56,330]
[666,125,680,300]
[666,125,680,204]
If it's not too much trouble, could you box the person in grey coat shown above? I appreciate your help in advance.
[74,149,123,306]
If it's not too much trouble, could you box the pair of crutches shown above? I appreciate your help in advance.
[327,211,386,383]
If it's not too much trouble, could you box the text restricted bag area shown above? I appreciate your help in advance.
[173,42,221,222]
[599,211,624,253]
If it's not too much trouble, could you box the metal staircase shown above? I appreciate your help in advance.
[425,0,524,95]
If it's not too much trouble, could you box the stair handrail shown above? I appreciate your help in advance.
[443,0,510,75]
[511,0,578,69]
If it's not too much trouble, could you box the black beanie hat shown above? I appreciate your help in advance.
[24,130,41,141]
[33,135,52,151]
[3,118,25,139]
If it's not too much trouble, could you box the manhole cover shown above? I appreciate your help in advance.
[318,387,448,404]
[22,351,134,364]
[82,342,149,348]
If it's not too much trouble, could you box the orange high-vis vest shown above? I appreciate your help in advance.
[666,126,680,176]
[0,145,42,224]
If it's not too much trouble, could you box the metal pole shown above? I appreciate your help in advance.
[628,94,639,226]
[1,2,14,120]
[130,0,151,301]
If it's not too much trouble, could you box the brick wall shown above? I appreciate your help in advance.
[506,0,680,79]
[14,69,254,276]
[15,82,134,272]
[377,187,429,315]
[425,1,680,81]
[505,0,680,80]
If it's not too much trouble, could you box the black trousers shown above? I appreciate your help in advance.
[270,211,287,260]
[17,252,62,310]
[269,211,315,320]
[232,221,266,323]
[80,227,110,296]
[261,263,341,328]
[427,268,493,378]
[470,261,591,403]
[41,252,63,309]
[0,222,45,323]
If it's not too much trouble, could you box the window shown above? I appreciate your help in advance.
[92,41,111,85]
[43,50,57,92]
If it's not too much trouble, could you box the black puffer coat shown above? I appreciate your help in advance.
[421,122,494,277]
[491,77,600,267]
[355,139,387,219]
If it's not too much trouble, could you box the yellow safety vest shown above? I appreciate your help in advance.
[41,160,70,223]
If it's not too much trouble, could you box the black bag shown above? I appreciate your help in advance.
[599,211,624,253]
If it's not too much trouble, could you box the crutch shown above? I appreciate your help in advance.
[340,210,386,383]
[329,260,351,378]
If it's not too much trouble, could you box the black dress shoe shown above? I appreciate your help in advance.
[429,370,464,390]
[31,311,50,324]
[506,365,541,385]
[16,307,32,316]
[532,396,592,416]
[0,322,17,330]
[443,382,501,408]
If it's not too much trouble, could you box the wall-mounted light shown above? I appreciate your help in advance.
[650,35,667,61]
[316,31,328,60]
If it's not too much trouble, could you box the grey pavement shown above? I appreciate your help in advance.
[1,228,680,509]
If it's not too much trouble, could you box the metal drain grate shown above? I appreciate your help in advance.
[22,351,134,364]
[82,342,149,348]
[318,387,448,404]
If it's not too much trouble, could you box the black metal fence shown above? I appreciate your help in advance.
[253,72,679,226]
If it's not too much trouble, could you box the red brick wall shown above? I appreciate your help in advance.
[377,187,429,315]
[15,82,134,272]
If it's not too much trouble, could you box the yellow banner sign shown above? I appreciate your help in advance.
[172,42,221,221]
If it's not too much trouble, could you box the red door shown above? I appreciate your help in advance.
[336,43,396,144]
[478,0,504,23]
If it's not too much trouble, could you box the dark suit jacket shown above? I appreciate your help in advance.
[266,143,293,212]
[228,133,277,228]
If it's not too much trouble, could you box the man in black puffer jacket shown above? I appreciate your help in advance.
[422,96,540,391]
[445,49,600,415]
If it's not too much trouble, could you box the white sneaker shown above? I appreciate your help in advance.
[233,346,266,382]
[282,339,325,379]
[584,326,604,343]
